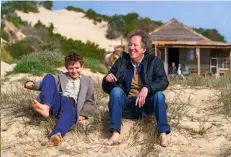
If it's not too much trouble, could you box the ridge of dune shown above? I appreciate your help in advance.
[16,7,122,50]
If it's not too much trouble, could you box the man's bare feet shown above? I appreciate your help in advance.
[103,130,121,146]
[32,99,50,118]
[49,133,62,146]
[159,132,168,147]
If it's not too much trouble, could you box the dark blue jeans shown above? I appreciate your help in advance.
[108,87,170,134]
[38,74,77,137]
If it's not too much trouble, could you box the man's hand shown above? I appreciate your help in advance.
[25,81,34,89]
[135,87,148,108]
[105,73,117,83]
[78,115,86,121]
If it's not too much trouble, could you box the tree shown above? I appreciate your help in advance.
[136,17,162,34]
[194,28,226,42]
[106,15,126,39]
[39,1,53,10]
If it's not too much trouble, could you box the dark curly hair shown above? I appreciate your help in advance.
[65,51,84,68]
[128,30,151,51]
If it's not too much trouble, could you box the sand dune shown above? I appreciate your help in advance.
[16,7,122,50]
[1,74,231,157]
[1,61,16,76]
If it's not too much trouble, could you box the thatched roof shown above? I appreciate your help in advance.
[150,18,231,48]
[150,18,211,41]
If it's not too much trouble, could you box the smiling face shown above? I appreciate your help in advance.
[66,61,83,79]
[128,35,146,63]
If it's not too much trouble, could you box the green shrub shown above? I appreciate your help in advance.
[84,57,107,74]
[12,59,57,75]
[1,31,9,41]
[6,35,50,59]
[84,8,110,23]
[6,39,34,59]
[106,13,162,39]
[1,21,5,30]
[66,6,85,13]
[1,50,13,62]
[2,1,38,14]
[2,1,38,27]
[32,21,105,60]
[48,23,54,34]
[11,51,63,75]
[60,38,105,60]
[6,13,23,28]
[106,15,126,39]
[22,50,64,67]
[34,20,44,28]
[19,19,106,73]
[39,1,53,10]
[22,21,61,51]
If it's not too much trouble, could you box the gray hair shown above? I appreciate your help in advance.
[128,30,151,51]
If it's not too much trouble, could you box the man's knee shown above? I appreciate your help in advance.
[110,87,124,98]
[153,91,165,101]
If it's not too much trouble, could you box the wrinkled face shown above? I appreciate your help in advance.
[66,61,83,79]
[128,35,146,61]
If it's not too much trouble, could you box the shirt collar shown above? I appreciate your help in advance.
[131,55,144,68]
[67,73,82,80]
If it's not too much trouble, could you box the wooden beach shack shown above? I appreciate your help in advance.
[150,18,231,76]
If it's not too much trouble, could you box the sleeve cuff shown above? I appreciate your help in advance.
[143,84,151,94]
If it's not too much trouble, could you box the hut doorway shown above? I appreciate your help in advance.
[168,48,179,69]
[210,58,218,74]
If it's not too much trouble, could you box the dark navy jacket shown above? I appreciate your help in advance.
[102,51,169,99]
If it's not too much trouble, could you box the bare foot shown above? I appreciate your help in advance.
[32,99,49,118]
[159,132,168,147]
[78,115,86,121]
[49,133,62,146]
[103,130,121,146]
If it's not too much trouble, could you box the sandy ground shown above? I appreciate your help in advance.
[1,62,16,77]
[2,6,230,157]
[1,70,231,157]
[16,7,123,50]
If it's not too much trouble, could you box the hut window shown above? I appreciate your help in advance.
[187,48,195,61]
[219,58,229,69]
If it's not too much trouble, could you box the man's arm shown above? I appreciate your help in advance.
[102,57,121,94]
[79,78,95,118]
[144,59,169,95]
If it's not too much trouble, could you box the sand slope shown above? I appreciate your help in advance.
[1,71,231,157]
[16,7,122,50]
[1,61,16,77]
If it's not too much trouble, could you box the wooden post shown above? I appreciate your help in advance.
[154,42,158,56]
[196,47,201,76]
[229,50,231,73]
[165,47,168,75]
